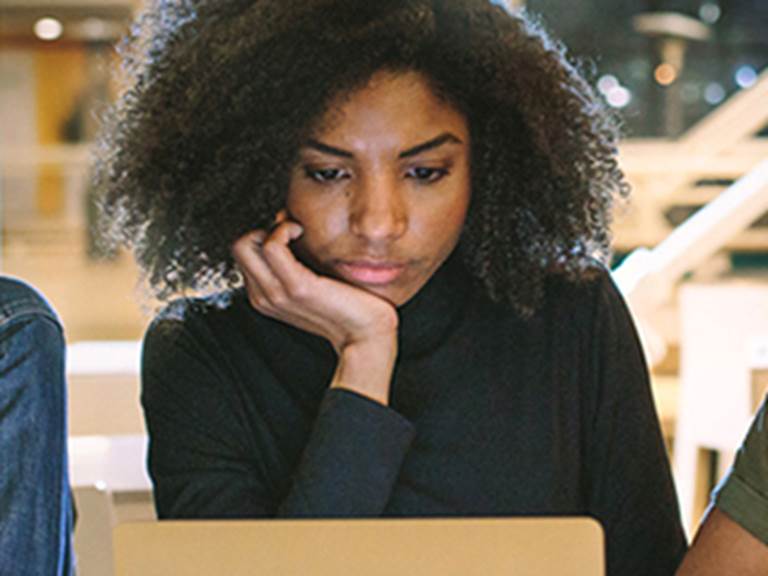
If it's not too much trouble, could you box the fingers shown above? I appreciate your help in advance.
[273,209,288,225]
[232,220,398,353]
[261,222,309,295]
[232,230,284,309]
[231,229,266,270]
[232,221,307,310]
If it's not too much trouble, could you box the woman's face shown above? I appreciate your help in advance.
[286,70,471,307]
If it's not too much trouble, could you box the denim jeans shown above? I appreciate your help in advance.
[0,277,74,575]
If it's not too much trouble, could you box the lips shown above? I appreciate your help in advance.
[335,260,407,285]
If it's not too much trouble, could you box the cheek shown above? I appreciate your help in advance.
[422,192,471,248]
[286,195,345,252]
[438,167,471,236]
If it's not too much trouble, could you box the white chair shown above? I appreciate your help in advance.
[67,340,144,437]
[73,485,116,576]
[67,340,154,575]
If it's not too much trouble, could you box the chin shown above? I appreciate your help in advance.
[354,280,418,307]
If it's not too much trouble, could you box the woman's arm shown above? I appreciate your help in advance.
[231,218,399,405]
[143,220,415,518]
[142,315,415,518]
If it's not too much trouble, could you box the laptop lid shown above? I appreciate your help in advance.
[114,517,604,576]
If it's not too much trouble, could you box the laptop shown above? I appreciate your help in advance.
[113,517,604,575]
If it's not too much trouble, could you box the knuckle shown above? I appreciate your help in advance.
[262,241,281,259]
[268,291,288,308]
[230,243,245,261]
[249,294,267,310]
[286,282,308,301]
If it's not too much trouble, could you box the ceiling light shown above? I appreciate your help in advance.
[704,82,725,105]
[34,17,63,41]
[698,2,721,24]
[606,86,632,108]
[654,63,678,86]
[734,65,757,89]
[597,75,619,95]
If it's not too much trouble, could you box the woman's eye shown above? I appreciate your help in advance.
[406,166,449,183]
[304,167,348,183]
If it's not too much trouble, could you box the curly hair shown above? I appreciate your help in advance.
[95,0,628,316]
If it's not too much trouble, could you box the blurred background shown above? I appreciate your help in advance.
[0,0,766,574]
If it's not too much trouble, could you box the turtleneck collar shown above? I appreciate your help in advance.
[395,251,472,361]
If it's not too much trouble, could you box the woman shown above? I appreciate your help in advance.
[97,1,687,574]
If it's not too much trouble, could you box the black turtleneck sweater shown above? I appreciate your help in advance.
[141,258,686,576]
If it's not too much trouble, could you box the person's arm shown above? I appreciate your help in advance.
[676,395,768,575]
[676,507,768,576]
[0,278,74,576]
[232,218,400,406]
[142,303,414,519]
[146,217,421,518]
[585,270,687,576]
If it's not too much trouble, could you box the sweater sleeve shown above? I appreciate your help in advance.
[277,388,415,516]
[141,312,415,519]
[585,272,687,576]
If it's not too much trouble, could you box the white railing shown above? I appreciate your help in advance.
[615,159,768,313]
[611,68,768,365]
[613,161,768,366]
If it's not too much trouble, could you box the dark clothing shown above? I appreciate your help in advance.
[142,258,686,576]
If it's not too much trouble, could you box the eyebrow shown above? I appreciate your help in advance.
[303,132,464,159]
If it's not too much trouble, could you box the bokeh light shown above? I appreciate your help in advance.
[734,65,757,89]
[698,1,721,24]
[606,86,632,108]
[597,74,619,94]
[34,17,63,41]
[704,82,726,105]
[654,63,678,86]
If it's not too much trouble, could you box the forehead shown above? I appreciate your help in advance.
[308,70,468,150]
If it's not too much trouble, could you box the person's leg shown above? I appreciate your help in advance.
[0,278,74,576]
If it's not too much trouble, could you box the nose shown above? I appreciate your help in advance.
[348,174,408,242]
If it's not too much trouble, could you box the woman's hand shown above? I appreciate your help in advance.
[231,217,399,405]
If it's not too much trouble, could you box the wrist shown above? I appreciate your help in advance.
[330,337,398,406]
